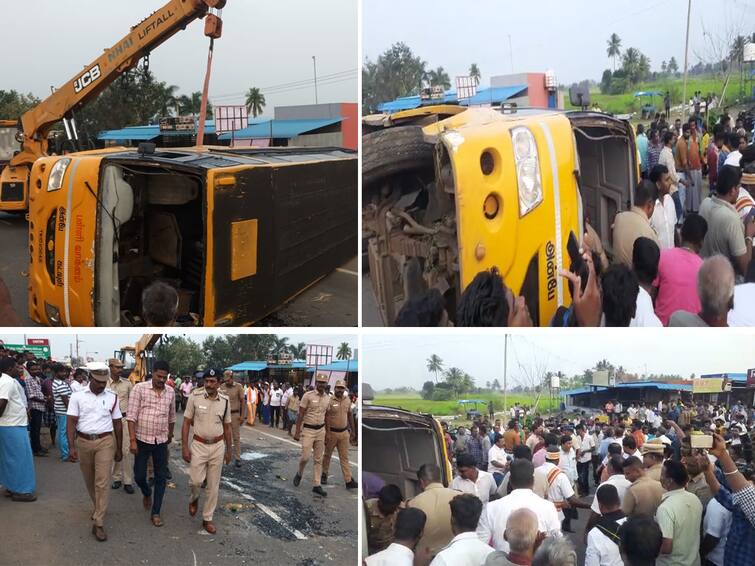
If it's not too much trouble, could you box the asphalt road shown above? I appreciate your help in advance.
[0,413,358,566]
[0,212,357,327]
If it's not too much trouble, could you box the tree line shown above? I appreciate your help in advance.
[153,335,352,378]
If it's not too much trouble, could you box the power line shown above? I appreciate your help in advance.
[211,68,357,101]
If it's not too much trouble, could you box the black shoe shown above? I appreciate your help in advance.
[201,479,207,489]
[235,459,241,468]
[111,481,122,490]
[345,480,358,490]
[124,484,135,494]
[312,486,327,497]
[293,473,302,487]
[321,473,328,485]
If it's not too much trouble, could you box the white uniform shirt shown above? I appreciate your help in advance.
[591,475,632,515]
[0,374,29,427]
[577,433,596,464]
[630,286,663,327]
[488,444,508,473]
[585,516,627,566]
[558,448,578,482]
[450,470,497,505]
[536,462,575,520]
[703,497,732,566]
[364,543,414,566]
[429,532,495,566]
[651,194,677,249]
[269,388,283,407]
[70,380,88,393]
[67,388,122,434]
[476,488,561,552]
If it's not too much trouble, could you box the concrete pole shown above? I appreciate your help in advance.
[312,56,318,104]
[681,0,692,120]
[503,334,508,411]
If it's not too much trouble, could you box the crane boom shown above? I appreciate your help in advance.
[13,0,215,167]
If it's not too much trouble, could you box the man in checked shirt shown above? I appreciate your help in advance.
[127,360,176,528]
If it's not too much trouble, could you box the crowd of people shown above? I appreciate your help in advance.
[394,109,755,328]
[363,397,755,565]
[0,346,358,541]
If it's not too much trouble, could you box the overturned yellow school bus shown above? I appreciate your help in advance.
[28,145,357,326]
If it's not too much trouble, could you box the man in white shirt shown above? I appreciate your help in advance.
[584,456,632,539]
[67,363,123,541]
[430,494,494,566]
[536,446,590,532]
[650,164,678,249]
[0,357,37,501]
[702,496,732,566]
[268,382,284,429]
[366,507,426,566]
[585,484,627,566]
[71,367,88,393]
[574,424,595,496]
[659,130,689,219]
[477,459,561,552]
[558,435,578,485]
[451,453,497,506]
[488,433,509,482]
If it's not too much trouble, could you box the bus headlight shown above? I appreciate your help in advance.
[47,158,71,192]
[511,127,543,216]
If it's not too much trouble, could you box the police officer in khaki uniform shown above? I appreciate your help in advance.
[293,374,329,497]
[107,358,134,494]
[220,370,245,468]
[181,368,232,534]
[321,380,357,489]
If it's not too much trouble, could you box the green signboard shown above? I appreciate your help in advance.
[3,344,51,359]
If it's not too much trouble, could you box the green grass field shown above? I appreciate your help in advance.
[563,76,750,116]
[373,392,560,417]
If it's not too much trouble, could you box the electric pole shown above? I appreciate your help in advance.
[682,0,692,119]
[503,334,508,411]
[312,55,318,104]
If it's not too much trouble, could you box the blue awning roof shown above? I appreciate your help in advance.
[701,373,747,382]
[634,91,663,97]
[98,120,216,140]
[460,85,527,106]
[226,361,268,372]
[217,118,342,141]
[306,360,358,372]
[377,85,527,114]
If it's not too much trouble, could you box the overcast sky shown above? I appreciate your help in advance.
[0,333,356,362]
[3,0,356,118]
[364,0,754,85]
[363,332,754,390]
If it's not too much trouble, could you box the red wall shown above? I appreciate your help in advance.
[526,74,548,107]
[340,102,358,150]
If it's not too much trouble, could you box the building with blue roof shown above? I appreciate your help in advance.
[226,358,358,391]
[373,71,562,115]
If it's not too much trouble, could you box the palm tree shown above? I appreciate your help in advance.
[444,367,465,398]
[177,94,191,115]
[271,336,289,356]
[289,342,307,360]
[336,343,352,360]
[661,60,667,75]
[426,354,444,383]
[160,84,179,117]
[427,66,451,90]
[607,33,622,72]
[622,47,641,85]
[245,87,266,118]
[730,35,747,66]
[469,63,481,85]
[638,53,651,82]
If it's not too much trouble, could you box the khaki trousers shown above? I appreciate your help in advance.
[299,427,326,486]
[189,440,225,521]
[246,402,256,426]
[77,435,115,527]
[230,414,241,459]
[111,417,133,484]
[323,429,352,482]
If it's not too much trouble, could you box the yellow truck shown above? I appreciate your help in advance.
[363,106,638,326]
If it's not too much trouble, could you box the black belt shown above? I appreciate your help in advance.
[303,423,325,430]
[79,432,112,441]
[329,426,348,433]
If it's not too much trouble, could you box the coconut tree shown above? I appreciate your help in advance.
[622,47,641,85]
[245,87,266,118]
[289,342,307,360]
[469,63,481,85]
[426,354,444,383]
[271,336,289,356]
[444,367,466,398]
[607,33,622,72]
[336,343,352,360]
[427,66,451,90]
